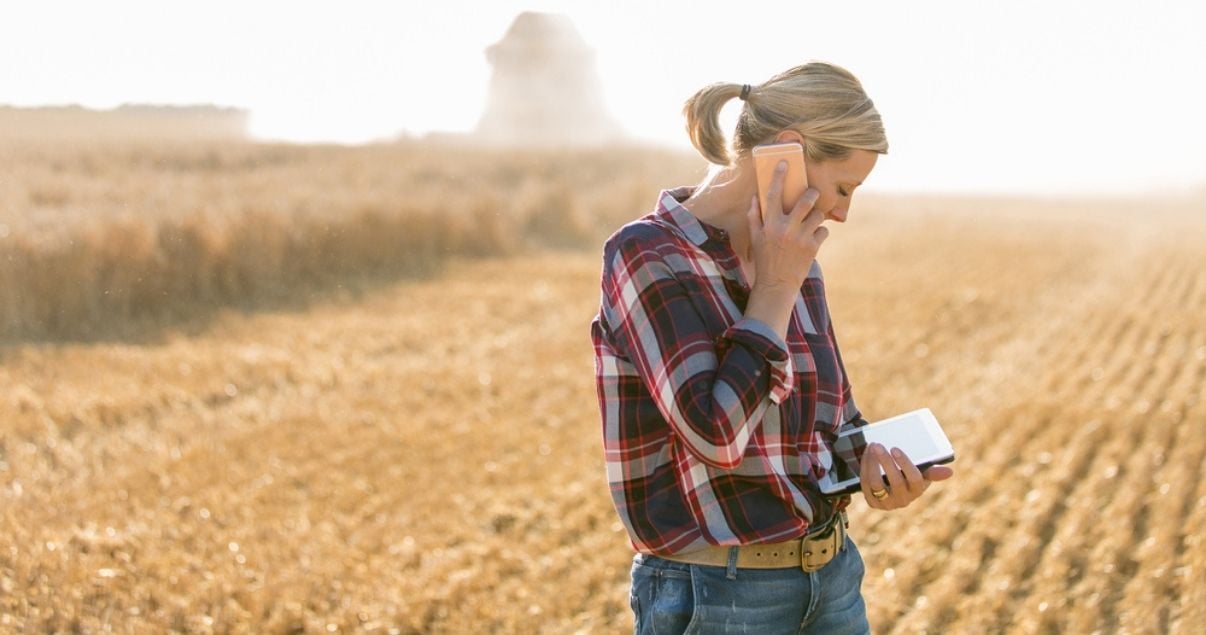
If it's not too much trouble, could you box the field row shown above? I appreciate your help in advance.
[1,192,1204,631]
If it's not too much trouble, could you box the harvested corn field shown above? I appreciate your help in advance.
[1,172,1204,631]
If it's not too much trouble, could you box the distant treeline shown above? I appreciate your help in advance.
[0,104,249,142]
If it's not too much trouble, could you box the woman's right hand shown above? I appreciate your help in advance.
[746,160,827,293]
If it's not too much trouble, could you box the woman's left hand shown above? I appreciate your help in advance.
[859,443,954,510]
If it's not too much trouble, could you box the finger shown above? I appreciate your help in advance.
[923,465,955,481]
[859,442,880,486]
[766,160,788,217]
[802,210,827,240]
[859,443,884,507]
[795,191,830,245]
[747,194,761,234]
[890,447,928,497]
[876,445,908,508]
[813,224,830,246]
[788,187,820,223]
[863,443,892,506]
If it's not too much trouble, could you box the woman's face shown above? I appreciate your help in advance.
[770,130,879,223]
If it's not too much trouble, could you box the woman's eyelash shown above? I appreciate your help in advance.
[838,187,849,197]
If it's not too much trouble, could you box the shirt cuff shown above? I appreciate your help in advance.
[721,317,796,404]
[838,397,870,433]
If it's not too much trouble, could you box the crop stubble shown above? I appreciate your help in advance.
[0,191,1203,632]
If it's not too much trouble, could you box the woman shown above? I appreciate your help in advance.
[589,61,954,634]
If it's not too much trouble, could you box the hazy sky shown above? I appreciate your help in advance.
[3,1,1204,195]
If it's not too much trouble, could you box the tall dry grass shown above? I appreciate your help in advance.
[0,139,702,342]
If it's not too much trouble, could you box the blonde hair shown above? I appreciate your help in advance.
[683,60,889,167]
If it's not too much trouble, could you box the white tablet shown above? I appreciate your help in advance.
[818,408,955,497]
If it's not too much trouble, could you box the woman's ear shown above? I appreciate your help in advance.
[774,129,806,147]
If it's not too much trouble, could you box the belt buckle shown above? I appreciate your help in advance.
[800,516,843,573]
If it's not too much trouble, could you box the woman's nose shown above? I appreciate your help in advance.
[827,208,848,223]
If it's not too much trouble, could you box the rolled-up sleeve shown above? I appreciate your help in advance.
[599,234,795,470]
[717,317,795,405]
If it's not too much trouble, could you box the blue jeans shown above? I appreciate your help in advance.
[629,533,870,634]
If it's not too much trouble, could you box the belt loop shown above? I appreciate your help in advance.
[838,512,848,551]
[725,546,739,580]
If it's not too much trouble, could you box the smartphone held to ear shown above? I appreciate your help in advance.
[752,142,809,223]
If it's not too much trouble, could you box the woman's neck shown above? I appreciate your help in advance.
[682,162,758,262]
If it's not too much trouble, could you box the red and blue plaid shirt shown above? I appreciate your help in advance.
[590,185,868,556]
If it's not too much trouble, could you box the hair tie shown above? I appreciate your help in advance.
[739,84,751,101]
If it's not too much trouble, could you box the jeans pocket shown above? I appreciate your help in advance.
[806,537,871,634]
[631,557,697,635]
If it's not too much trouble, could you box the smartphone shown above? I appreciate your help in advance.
[752,142,809,223]
[818,408,955,497]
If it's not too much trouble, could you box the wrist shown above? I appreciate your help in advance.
[750,279,798,301]
[744,284,795,342]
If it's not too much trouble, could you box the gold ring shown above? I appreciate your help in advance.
[871,487,889,500]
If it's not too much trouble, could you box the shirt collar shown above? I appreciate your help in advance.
[653,185,732,249]
[651,185,823,282]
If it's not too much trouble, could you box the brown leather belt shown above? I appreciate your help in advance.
[654,511,847,572]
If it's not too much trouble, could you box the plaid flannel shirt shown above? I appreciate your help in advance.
[590,186,869,556]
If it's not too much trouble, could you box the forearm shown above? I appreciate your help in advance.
[743,282,798,343]
[601,237,799,470]
[611,308,795,470]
